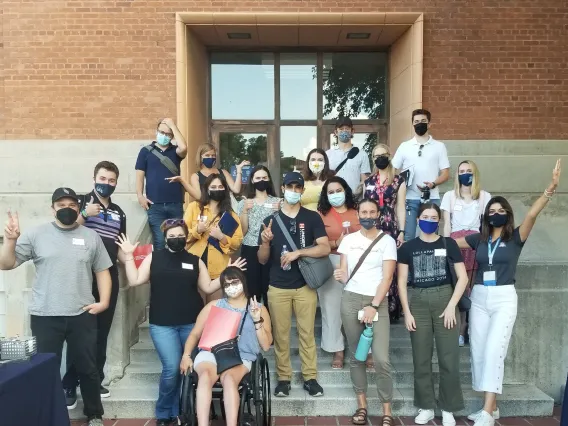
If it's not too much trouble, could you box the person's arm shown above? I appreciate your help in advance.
[254,305,273,351]
[455,232,479,250]
[396,181,407,244]
[0,238,18,270]
[223,169,241,195]
[280,235,331,268]
[124,253,152,286]
[442,210,451,238]
[197,257,247,295]
[162,118,187,159]
[238,199,252,236]
[397,262,415,331]
[184,202,206,244]
[435,143,451,185]
[135,170,152,210]
[0,211,23,270]
[257,218,273,265]
[83,269,111,314]
[187,173,202,200]
[439,239,468,329]
[180,302,215,373]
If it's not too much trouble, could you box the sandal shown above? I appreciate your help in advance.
[382,415,394,426]
[351,408,368,425]
[365,355,375,372]
[331,352,344,369]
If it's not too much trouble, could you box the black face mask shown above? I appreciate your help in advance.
[209,190,226,202]
[95,183,115,198]
[359,218,376,230]
[253,180,270,192]
[414,122,428,136]
[166,237,186,252]
[488,213,508,228]
[56,207,78,226]
[374,156,390,170]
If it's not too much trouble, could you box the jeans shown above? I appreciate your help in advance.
[404,198,441,241]
[31,312,103,419]
[147,202,184,250]
[149,323,195,420]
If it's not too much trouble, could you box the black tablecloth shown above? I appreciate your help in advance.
[0,353,70,426]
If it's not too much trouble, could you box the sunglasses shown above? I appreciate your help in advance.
[289,218,297,235]
[164,219,185,227]
[418,144,424,157]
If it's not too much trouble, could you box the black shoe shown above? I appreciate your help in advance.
[274,380,291,397]
[100,386,110,398]
[156,419,171,426]
[303,379,324,397]
[64,387,77,410]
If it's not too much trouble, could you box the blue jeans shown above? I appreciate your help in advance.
[147,202,184,250]
[149,323,195,420]
[404,198,441,241]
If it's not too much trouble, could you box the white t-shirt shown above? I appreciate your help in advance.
[326,146,371,193]
[440,189,492,232]
[391,136,450,200]
[337,231,397,297]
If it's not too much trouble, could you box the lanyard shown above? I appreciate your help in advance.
[377,173,387,207]
[487,236,501,267]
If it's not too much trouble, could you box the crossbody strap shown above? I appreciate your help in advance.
[237,301,250,338]
[144,145,180,175]
[335,147,359,173]
[273,212,299,252]
[346,232,386,284]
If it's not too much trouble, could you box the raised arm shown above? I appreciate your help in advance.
[162,118,187,159]
[116,234,152,286]
[0,211,21,270]
[258,219,273,265]
[197,257,247,295]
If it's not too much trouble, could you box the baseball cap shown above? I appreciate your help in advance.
[282,171,304,187]
[52,187,79,203]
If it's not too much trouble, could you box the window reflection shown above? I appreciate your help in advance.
[280,53,317,120]
[219,133,268,171]
[280,126,317,177]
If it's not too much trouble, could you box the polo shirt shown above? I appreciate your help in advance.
[391,136,450,200]
[135,142,184,204]
[326,145,371,192]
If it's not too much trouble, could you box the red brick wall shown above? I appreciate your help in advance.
[1,1,566,140]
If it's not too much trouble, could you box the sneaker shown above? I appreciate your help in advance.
[468,408,500,421]
[87,418,104,426]
[473,410,496,426]
[274,380,291,397]
[442,410,456,426]
[100,386,111,398]
[303,379,324,397]
[156,419,171,426]
[414,409,435,425]
[459,335,465,347]
[64,387,77,410]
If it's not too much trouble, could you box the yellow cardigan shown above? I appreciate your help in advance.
[183,201,243,279]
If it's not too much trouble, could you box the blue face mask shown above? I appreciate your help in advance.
[458,173,473,187]
[284,190,301,205]
[418,219,439,234]
[337,130,352,143]
[156,132,172,146]
[202,157,216,169]
[328,192,346,207]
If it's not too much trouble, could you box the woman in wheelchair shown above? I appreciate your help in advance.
[117,220,246,426]
[180,267,273,426]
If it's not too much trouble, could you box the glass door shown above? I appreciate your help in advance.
[321,122,388,162]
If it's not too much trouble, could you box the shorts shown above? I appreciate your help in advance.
[194,350,252,372]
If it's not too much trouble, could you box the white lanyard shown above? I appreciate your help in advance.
[487,236,501,268]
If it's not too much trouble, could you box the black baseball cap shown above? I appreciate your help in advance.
[282,171,304,187]
[52,187,79,203]
[335,117,353,128]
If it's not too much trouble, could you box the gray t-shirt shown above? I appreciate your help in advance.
[465,227,525,286]
[15,222,113,316]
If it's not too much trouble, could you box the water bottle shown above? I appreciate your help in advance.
[281,245,291,271]
[355,324,374,362]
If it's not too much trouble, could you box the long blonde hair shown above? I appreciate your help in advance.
[195,143,217,170]
[372,143,394,185]
[454,160,481,199]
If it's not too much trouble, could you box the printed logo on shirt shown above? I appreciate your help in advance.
[412,249,447,284]
[299,222,306,248]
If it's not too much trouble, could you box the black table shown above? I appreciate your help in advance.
[0,353,70,426]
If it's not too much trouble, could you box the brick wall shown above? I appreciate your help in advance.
[1,1,566,140]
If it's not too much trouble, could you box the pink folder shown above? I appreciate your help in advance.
[198,306,243,351]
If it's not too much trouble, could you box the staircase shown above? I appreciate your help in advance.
[70,312,554,419]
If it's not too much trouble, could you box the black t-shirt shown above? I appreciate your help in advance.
[258,207,327,289]
[398,236,463,288]
[149,249,204,326]
[465,227,525,286]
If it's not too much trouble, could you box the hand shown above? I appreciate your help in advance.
[549,158,561,191]
[228,257,247,271]
[439,304,457,329]
[281,250,300,269]
[137,194,153,211]
[116,233,139,255]
[422,181,434,189]
[83,302,109,315]
[209,225,224,241]
[180,355,193,375]
[249,295,262,322]
[84,196,101,217]
[244,199,255,211]
[333,268,348,284]
[396,232,405,248]
[197,218,208,234]
[161,117,175,130]
[361,306,377,324]
[4,210,21,240]
[260,219,273,244]
[236,160,250,172]
[405,312,416,332]
[166,175,186,185]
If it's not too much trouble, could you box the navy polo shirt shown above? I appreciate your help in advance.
[135,142,184,203]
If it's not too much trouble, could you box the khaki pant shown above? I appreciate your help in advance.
[268,285,318,381]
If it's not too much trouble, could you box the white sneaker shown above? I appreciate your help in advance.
[468,408,500,421]
[459,335,465,347]
[414,409,435,424]
[442,410,456,426]
[473,410,496,426]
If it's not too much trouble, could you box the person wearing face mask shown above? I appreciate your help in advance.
[453,160,561,426]
[135,118,187,250]
[326,117,371,193]
[180,267,272,426]
[333,199,397,426]
[397,203,467,426]
[391,109,450,241]
[237,166,282,307]
[184,173,243,302]
[316,177,360,370]
[441,160,491,347]
[301,148,335,211]
[62,161,127,405]
[258,171,331,398]
[116,220,247,426]
[0,187,113,426]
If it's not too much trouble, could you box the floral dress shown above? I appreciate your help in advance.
[363,173,405,320]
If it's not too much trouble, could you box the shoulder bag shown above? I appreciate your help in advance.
[144,145,180,175]
[442,236,472,312]
[210,301,249,374]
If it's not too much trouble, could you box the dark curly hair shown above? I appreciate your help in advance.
[199,173,232,216]
[317,176,357,215]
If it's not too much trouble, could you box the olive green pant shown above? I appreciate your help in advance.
[408,285,464,412]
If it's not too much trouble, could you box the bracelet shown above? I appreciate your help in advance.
[80,210,88,219]
[253,318,264,325]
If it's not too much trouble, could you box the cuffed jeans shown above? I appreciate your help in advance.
[147,202,184,250]
[404,198,441,241]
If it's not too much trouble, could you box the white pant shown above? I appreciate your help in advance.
[469,285,518,394]
[317,254,345,353]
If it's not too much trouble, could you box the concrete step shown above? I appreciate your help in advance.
[68,383,553,419]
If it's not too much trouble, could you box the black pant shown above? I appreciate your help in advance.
[241,244,270,307]
[63,265,119,387]
[31,312,103,418]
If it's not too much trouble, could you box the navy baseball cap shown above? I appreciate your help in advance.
[52,187,79,203]
[282,171,304,187]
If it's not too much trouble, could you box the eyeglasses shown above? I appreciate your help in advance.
[157,129,174,138]
[289,218,297,235]
[418,144,424,157]
[164,219,185,227]
[373,154,389,160]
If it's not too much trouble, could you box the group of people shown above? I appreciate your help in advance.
[0,110,561,426]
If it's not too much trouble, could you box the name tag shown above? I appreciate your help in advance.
[342,221,351,228]
[434,249,446,257]
[483,270,496,286]
[366,185,375,191]
[453,205,463,211]
[264,202,278,209]
[182,263,194,270]
[72,238,85,246]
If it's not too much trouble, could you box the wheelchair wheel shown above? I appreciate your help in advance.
[253,356,271,426]
[179,373,197,426]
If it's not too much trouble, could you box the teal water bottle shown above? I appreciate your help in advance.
[355,324,373,362]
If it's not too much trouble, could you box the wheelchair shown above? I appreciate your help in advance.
[179,353,271,426]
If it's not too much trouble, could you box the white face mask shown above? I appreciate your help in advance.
[309,161,324,174]
[224,283,244,298]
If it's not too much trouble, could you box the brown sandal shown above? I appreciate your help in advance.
[351,408,368,425]
[382,415,394,426]
[331,352,344,369]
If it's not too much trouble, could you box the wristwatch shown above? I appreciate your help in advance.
[369,303,380,310]
[431,182,437,189]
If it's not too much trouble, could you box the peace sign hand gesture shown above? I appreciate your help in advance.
[4,211,21,240]
[249,296,262,322]
[260,219,273,244]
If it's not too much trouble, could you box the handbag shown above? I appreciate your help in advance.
[442,236,472,312]
[273,213,334,290]
[346,232,386,284]
[210,301,249,374]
